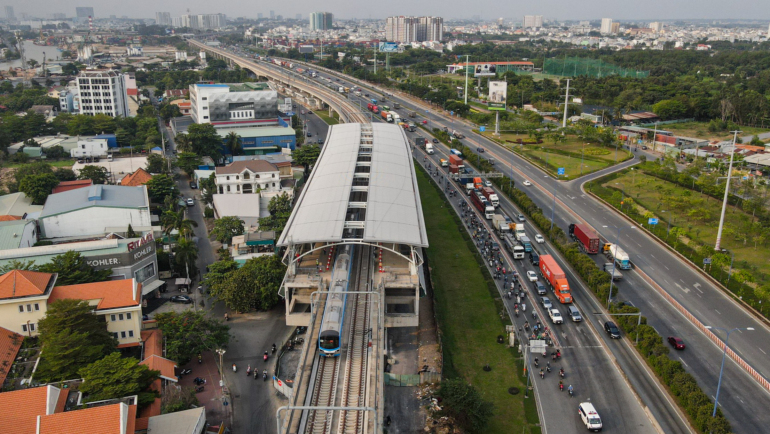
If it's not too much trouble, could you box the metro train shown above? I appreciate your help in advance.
[318,245,354,357]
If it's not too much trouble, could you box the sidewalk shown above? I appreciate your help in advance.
[179,351,230,427]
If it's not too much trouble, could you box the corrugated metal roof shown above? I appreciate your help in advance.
[40,185,148,218]
[0,219,35,250]
[278,123,428,247]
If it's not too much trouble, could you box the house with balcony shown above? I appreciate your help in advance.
[214,160,282,194]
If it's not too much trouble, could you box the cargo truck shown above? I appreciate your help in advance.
[394,102,401,109]
[569,223,600,254]
[449,164,459,177]
[440,158,448,167]
[481,187,499,207]
[604,243,631,270]
[456,175,474,185]
[604,263,623,281]
[492,215,509,234]
[391,112,401,123]
[414,137,426,148]
[425,143,434,154]
[519,236,532,252]
[381,111,393,122]
[449,154,464,165]
[514,223,526,241]
[465,183,475,195]
[452,130,465,139]
[539,255,572,303]
[408,122,416,132]
[471,191,495,219]
[367,103,375,111]
[473,177,483,189]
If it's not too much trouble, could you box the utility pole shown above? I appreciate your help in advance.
[715,130,740,251]
[562,78,570,129]
[373,44,377,74]
[463,55,470,105]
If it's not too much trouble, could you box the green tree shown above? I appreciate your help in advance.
[202,259,239,291]
[652,99,688,120]
[77,165,109,184]
[145,174,179,203]
[223,132,243,157]
[79,353,160,407]
[176,152,203,176]
[211,216,245,245]
[173,238,198,278]
[0,259,38,274]
[209,255,285,312]
[36,299,117,382]
[18,172,60,204]
[437,378,494,434]
[174,134,192,153]
[162,209,198,238]
[154,310,230,364]
[159,103,181,122]
[54,168,77,181]
[145,154,168,174]
[293,144,321,175]
[39,251,112,285]
[44,145,67,159]
[186,123,222,160]
[257,193,293,238]
[161,385,199,414]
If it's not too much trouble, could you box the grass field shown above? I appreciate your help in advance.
[480,131,632,180]
[314,110,339,125]
[416,167,541,434]
[4,159,74,169]
[660,122,769,143]
[599,170,770,279]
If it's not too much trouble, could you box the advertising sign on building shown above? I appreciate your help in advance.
[474,63,497,77]
[298,45,314,54]
[488,81,507,111]
[378,42,399,53]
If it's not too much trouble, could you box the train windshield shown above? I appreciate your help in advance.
[320,336,339,350]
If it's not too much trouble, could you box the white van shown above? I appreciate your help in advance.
[425,143,434,154]
[578,402,602,431]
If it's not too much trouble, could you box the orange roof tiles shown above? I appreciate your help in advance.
[141,329,163,359]
[49,279,139,310]
[0,215,22,221]
[120,168,153,186]
[0,386,61,433]
[139,354,177,382]
[0,270,55,300]
[38,403,137,434]
[52,179,93,194]
[0,327,23,385]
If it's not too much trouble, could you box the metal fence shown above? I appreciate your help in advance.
[544,57,649,79]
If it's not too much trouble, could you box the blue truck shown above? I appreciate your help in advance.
[519,236,532,252]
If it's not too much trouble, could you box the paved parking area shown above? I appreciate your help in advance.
[72,156,148,183]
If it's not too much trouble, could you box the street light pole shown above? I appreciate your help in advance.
[581,143,586,176]
[705,326,754,418]
[715,130,741,251]
[464,55,470,105]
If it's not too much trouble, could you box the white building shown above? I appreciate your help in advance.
[70,138,109,158]
[214,160,281,194]
[601,18,614,34]
[649,22,663,32]
[189,83,278,126]
[181,13,226,29]
[38,185,151,239]
[155,12,171,26]
[126,46,143,56]
[75,70,130,118]
[385,16,443,43]
[523,15,543,29]
[175,51,188,61]
[309,12,333,31]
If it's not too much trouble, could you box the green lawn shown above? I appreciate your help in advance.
[480,131,632,180]
[417,167,540,434]
[660,122,769,143]
[313,110,339,125]
[5,159,75,169]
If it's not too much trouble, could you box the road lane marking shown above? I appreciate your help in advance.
[679,357,688,367]
[675,283,690,294]
[715,309,722,315]
[760,348,767,355]
[693,283,703,293]
[664,264,670,270]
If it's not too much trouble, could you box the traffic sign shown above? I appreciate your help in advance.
[480,126,486,132]
[557,168,565,176]
[648,218,659,225]
[450,111,454,116]
[703,257,712,265]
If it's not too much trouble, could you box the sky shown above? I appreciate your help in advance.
[2,0,770,22]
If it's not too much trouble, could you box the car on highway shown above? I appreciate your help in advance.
[432,138,439,143]
[307,110,313,114]
[522,180,532,186]
[568,305,583,322]
[668,336,686,350]
[534,281,546,295]
[477,147,485,153]
[540,297,552,309]
[535,234,545,243]
[526,271,538,282]
[548,308,564,324]
[422,120,428,124]
[578,402,603,432]
[170,295,193,304]
[484,180,492,187]
[307,132,312,137]
[517,214,525,222]
[642,145,648,150]
[604,321,621,338]
[186,198,194,206]
[364,93,369,97]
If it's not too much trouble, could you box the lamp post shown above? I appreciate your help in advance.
[615,182,625,210]
[715,130,741,251]
[704,326,754,418]
[215,348,226,387]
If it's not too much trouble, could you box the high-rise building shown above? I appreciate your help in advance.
[386,16,443,43]
[76,7,94,19]
[610,22,620,34]
[600,18,613,34]
[767,22,770,36]
[309,12,333,31]
[257,13,263,19]
[181,13,227,30]
[156,12,171,26]
[295,14,302,20]
[5,6,14,21]
[171,17,182,27]
[76,70,130,118]
[497,17,504,27]
[648,22,662,32]
[269,10,275,20]
[523,15,543,28]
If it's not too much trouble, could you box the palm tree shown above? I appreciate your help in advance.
[175,134,192,152]
[174,238,199,278]
[161,209,198,239]
[224,132,243,157]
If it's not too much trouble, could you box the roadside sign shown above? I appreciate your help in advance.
[703,257,712,265]
[450,111,454,116]
[480,126,486,132]
[557,168,565,176]
[648,218,659,225]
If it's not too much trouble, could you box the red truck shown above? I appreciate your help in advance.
[449,154,463,166]
[539,255,572,303]
[569,223,600,254]
[480,187,499,207]
[449,164,459,176]
[367,103,374,111]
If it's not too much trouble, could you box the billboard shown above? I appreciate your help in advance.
[488,81,507,110]
[474,63,497,77]
[298,45,314,54]
[378,42,399,53]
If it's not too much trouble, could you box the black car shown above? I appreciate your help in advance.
[189,181,197,189]
[432,138,439,143]
[529,251,540,265]
[364,93,369,97]
[307,132,312,137]
[477,147,485,153]
[170,295,193,304]
[604,321,621,338]
[534,281,546,295]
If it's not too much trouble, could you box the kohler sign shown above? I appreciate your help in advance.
[86,240,156,270]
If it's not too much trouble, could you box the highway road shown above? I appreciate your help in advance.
[301,69,770,432]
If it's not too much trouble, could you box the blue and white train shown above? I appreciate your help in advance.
[318,245,353,357]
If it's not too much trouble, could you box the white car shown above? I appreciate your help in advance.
[540,297,553,309]
[535,234,545,244]
[484,180,492,187]
[186,198,194,206]
[548,308,563,324]
[523,180,532,186]
[526,271,538,282]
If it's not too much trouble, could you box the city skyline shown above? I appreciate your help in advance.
[1,0,769,21]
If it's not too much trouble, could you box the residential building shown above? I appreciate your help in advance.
[386,16,443,43]
[52,179,93,194]
[0,236,162,295]
[171,99,192,116]
[189,83,279,126]
[175,51,188,61]
[601,18,614,34]
[171,16,182,27]
[75,70,130,118]
[309,12,333,31]
[212,194,262,228]
[214,160,281,194]
[38,185,151,239]
[0,219,38,250]
[523,15,543,29]
[30,105,57,121]
[0,193,43,218]
[120,168,154,186]
[649,21,663,32]
[5,6,14,21]
[611,22,620,34]
[70,137,109,158]
[156,11,171,26]
[180,13,226,30]
[0,385,137,434]
[75,7,94,20]
[270,10,275,19]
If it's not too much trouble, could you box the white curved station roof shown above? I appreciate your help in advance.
[278,123,428,247]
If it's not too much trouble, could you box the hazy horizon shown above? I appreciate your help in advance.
[2,0,770,22]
